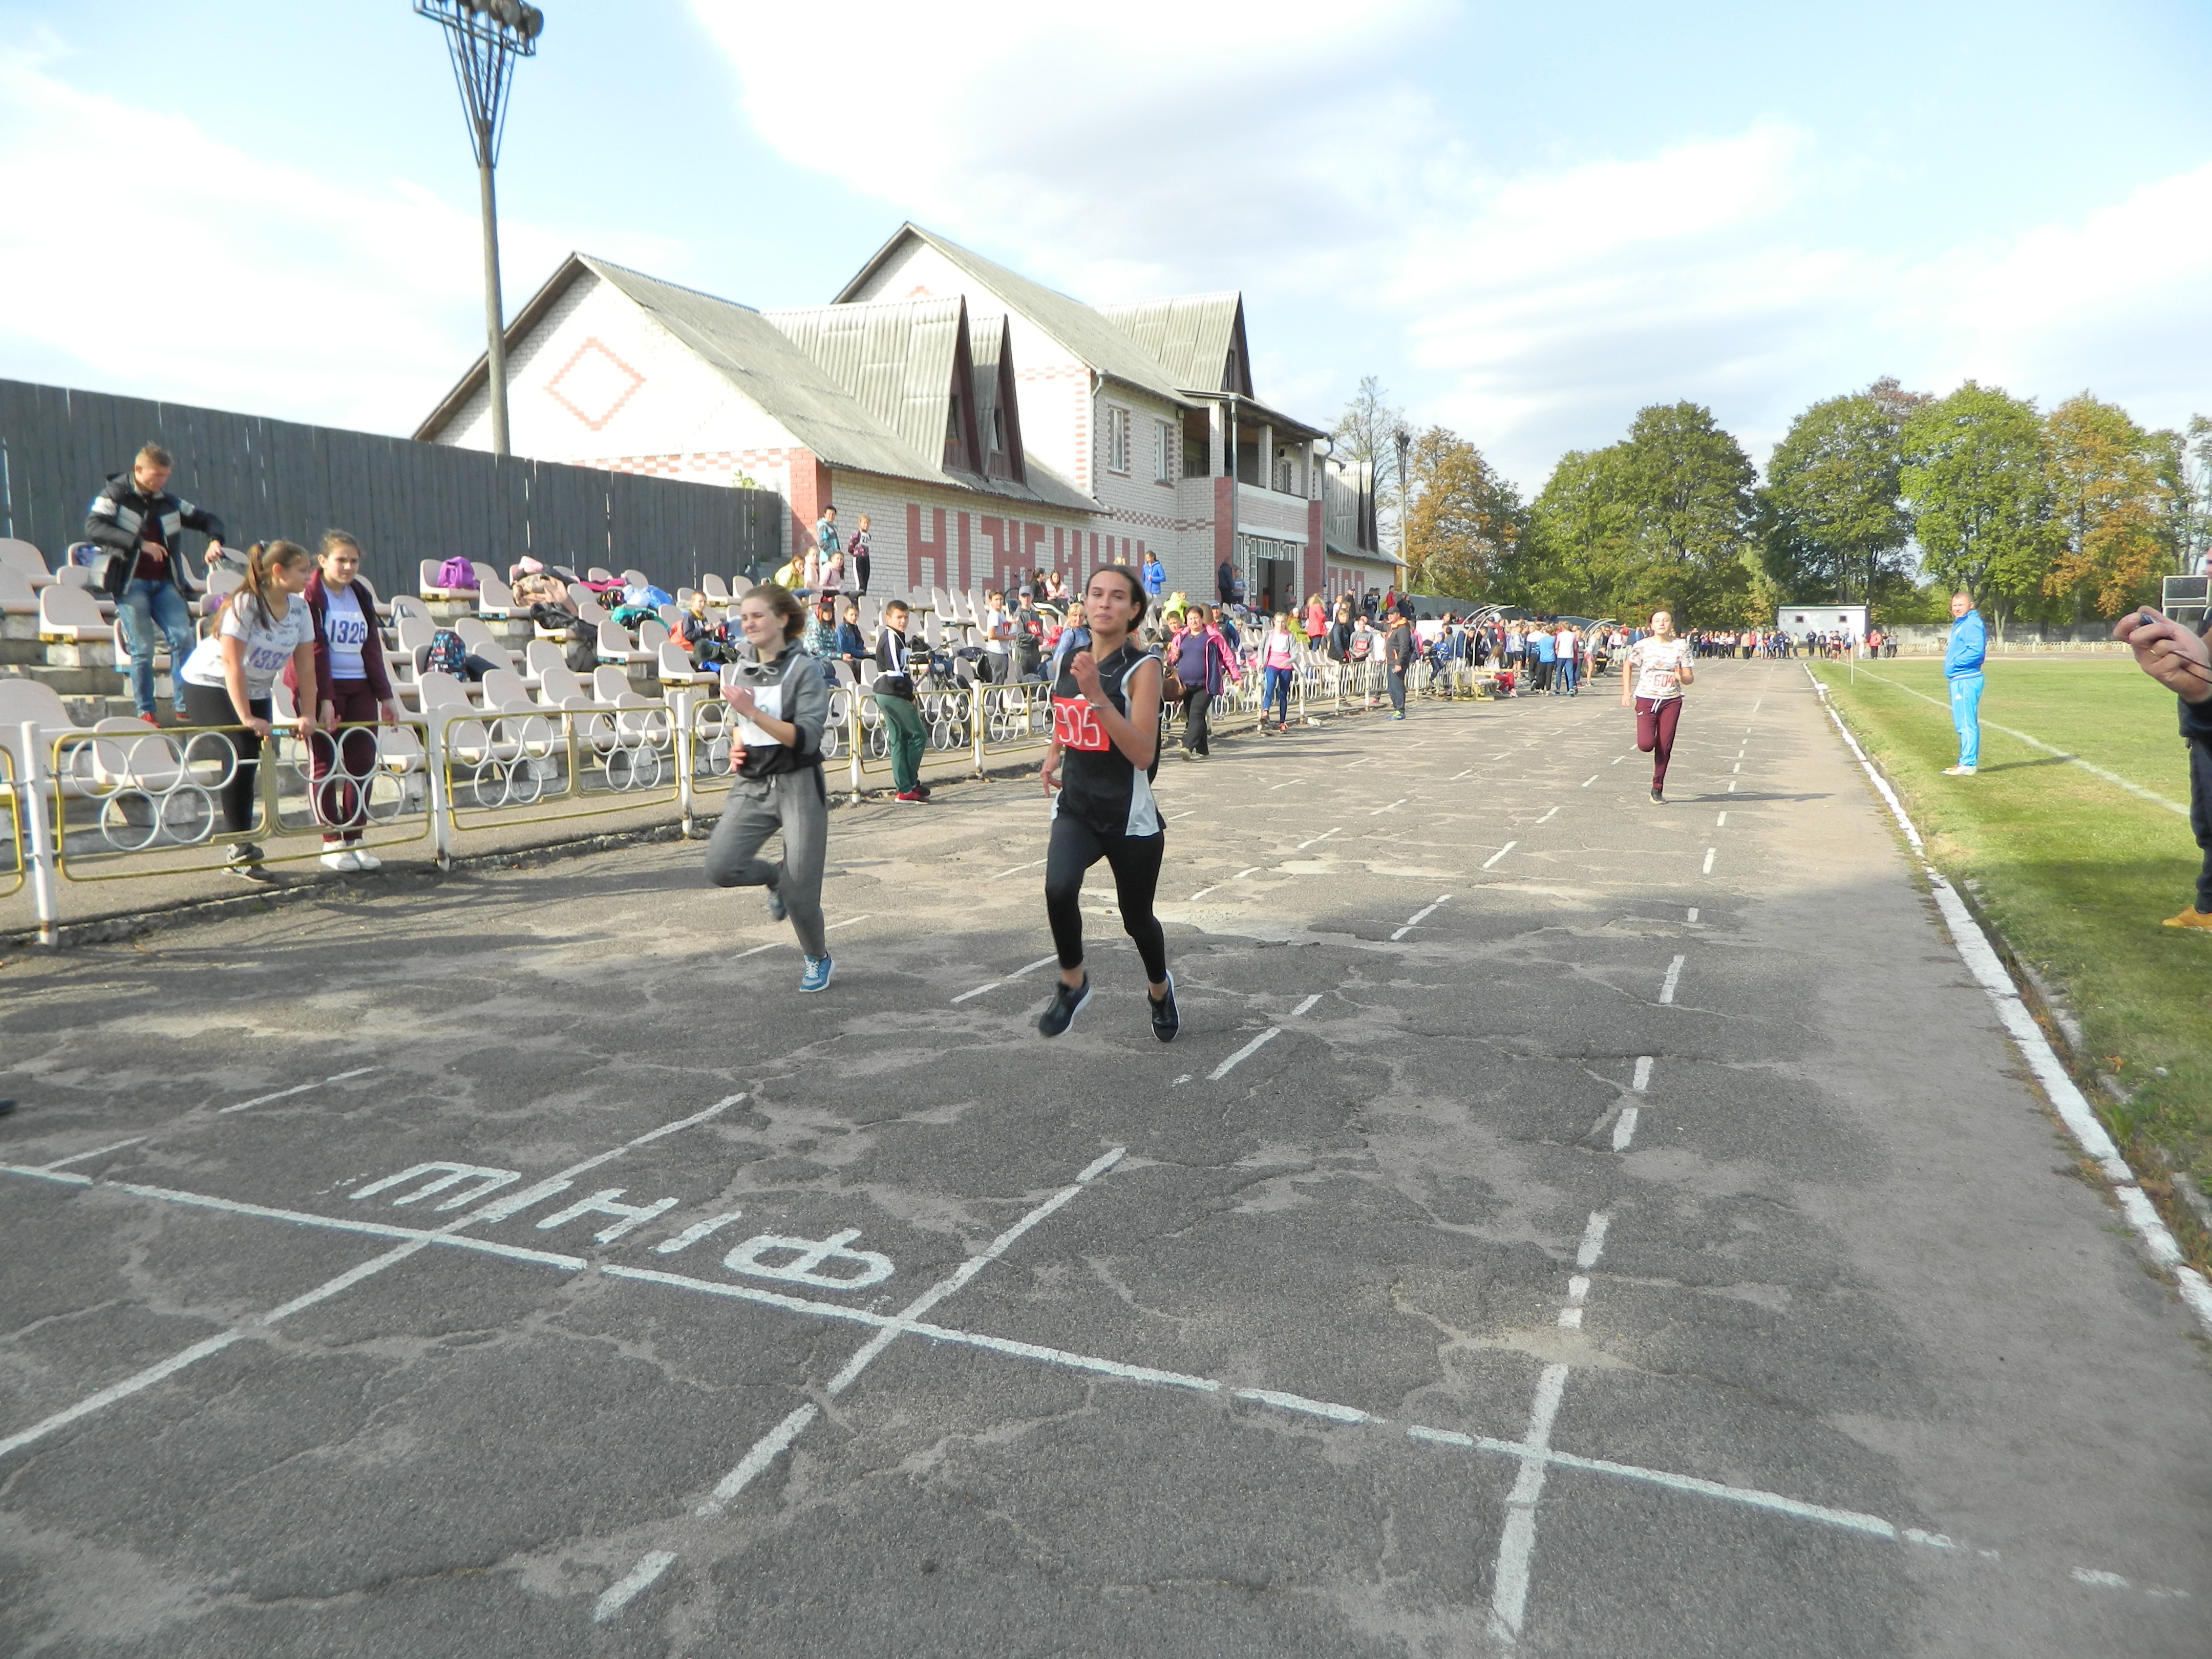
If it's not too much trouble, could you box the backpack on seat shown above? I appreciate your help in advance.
[436,556,480,590]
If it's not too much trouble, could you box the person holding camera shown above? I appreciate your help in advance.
[2113,607,2212,930]
[704,584,838,991]
[84,442,232,725]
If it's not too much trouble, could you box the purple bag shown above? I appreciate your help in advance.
[436,556,480,590]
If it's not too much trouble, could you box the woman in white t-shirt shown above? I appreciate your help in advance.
[1619,608,1695,804]
[178,540,317,876]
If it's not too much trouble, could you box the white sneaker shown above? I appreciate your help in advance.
[318,849,360,871]
[349,848,382,870]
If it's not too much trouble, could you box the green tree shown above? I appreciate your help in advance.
[2152,413,2212,580]
[1402,426,1523,601]
[1758,386,1916,606]
[1900,381,2054,632]
[1523,446,1636,615]
[2043,393,2170,620]
[1613,401,1757,621]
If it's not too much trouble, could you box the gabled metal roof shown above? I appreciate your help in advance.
[764,297,970,478]
[1095,294,1249,396]
[837,224,1196,408]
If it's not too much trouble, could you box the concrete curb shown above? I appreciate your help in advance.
[1805,666,2212,1339]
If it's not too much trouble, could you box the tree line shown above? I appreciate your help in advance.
[1333,375,2212,629]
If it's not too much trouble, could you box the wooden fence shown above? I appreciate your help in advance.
[0,377,785,600]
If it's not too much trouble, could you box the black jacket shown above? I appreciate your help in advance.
[83,472,228,595]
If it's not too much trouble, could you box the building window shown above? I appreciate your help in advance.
[990,406,1006,453]
[1155,421,1174,484]
[1105,405,1131,474]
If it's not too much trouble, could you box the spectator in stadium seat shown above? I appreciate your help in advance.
[674,590,734,666]
[2113,608,2212,930]
[294,530,396,873]
[835,601,868,670]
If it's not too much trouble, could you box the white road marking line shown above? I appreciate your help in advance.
[1715,812,1727,827]
[991,859,1046,879]
[1658,954,1685,1004]
[695,1146,1126,1518]
[1234,1387,1368,1423]
[1391,894,1452,940]
[1686,907,1699,922]
[1267,777,1306,791]
[1188,886,1219,901]
[1611,755,1626,764]
[1291,994,1322,1017]
[734,942,784,958]
[1370,798,1407,815]
[1481,842,1516,869]
[824,914,871,931]
[1727,779,1737,792]
[218,1066,378,1115]
[1581,775,1598,788]
[1489,1363,1570,1643]
[1008,955,1057,978]
[950,982,1001,1003]
[1611,1108,1641,1152]
[1208,1028,1281,1080]
[0,1098,741,1464]
[1751,698,1762,712]
[1294,826,1341,850]
[1701,846,1716,875]
[1576,1211,1611,1268]
[35,1137,146,1172]
[594,1550,678,1622]
[1172,1074,1193,1085]
[1234,866,1259,879]
[1631,1056,1653,1092]
[1731,761,1741,773]
[1450,768,1473,781]
[1165,810,1196,821]
[1535,805,1560,824]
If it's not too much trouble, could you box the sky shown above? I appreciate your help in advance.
[2,0,2208,494]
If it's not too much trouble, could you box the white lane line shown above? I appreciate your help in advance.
[1489,1363,1570,1643]
[1575,1211,1611,1268]
[1234,1387,1369,1424]
[991,860,1046,879]
[1481,842,1517,869]
[950,983,1002,1004]
[1234,866,1260,880]
[1715,812,1727,827]
[1657,954,1685,1004]
[1188,886,1219,902]
[1581,775,1598,788]
[1727,779,1737,792]
[1751,698,1762,712]
[953,954,1056,1002]
[36,1137,147,1172]
[1267,777,1306,791]
[1614,1060,1652,1152]
[1294,826,1342,850]
[1391,894,1452,940]
[218,1066,378,1115]
[1165,810,1196,822]
[1370,798,1407,816]
[593,1550,678,1622]
[824,913,872,932]
[1450,769,1473,781]
[1535,805,1560,824]
[1208,1028,1281,1080]
[695,1146,1126,1518]
[1631,1056,1653,1092]
[1611,755,1626,765]
[1701,846,1717,875]
[1290,994,1322,1017]
[1732,761,1741,773]
[734,942,784,959]
[1686,907,1699,922]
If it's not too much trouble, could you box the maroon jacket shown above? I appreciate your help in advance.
[284,571,393,703]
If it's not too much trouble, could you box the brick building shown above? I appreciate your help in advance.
[416,225,1387,604]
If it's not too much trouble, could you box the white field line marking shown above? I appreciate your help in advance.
[1611,755,1626,764]
[1631,1056,1653,1092]
[1686,907,1699,922]
[1658,953,1685,1003]
[218,1066,378,1115]
[1188,886,1220,902]
[1370,798,1407,816]
[991,859,1046,879]
[1450,768,1473,781]
[0,1095,743,1463]
[1489,1363,1569,1643]
[593,1550,678,1622]
[1291,994,1322,1017]
[695,1146,1126,1517]
[1234,866,1260,880]
[1614,1061,1653,1151]
[1752,698,1762,712]
[1809,670,2212,1336]
[1391,894,1452,940]
[1294,826,1342,850]
[1581,775,1598,788]
[1165,810,1196,822]
[823,914,871,932]
[734,942,784,959]
[1482,842,1517,869]
[1728,779,1738,791]
[1267,776,1306,791]
[1235,1387,1369,1423]
[36,1137,146,1172]
[1853,665,2188,816]
[1536,805,1560,824]
[1715,812,1727,827]
[0,1147,1998,1555]
[950,982,1001,1004]
[1732,761,1741,773]
[1701,846,1717,875]
[1208,1028,1281,1080]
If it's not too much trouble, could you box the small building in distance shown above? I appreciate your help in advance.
[1777,604,1869,640]
[415,224,1384,604]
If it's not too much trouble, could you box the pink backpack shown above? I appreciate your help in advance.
[436,556,479,590]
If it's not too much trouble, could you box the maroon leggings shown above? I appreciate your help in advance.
[310,682,382,844]
[1635,695,1683,792]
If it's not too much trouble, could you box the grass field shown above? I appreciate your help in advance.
[1810,655,2212,1217]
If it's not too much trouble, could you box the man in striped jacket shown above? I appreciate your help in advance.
[83,443,232,724]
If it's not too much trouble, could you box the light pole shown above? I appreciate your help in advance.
[1394,424,1412,588]
[416,0,545,458]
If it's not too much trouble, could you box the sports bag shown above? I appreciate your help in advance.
[436,556,479,590]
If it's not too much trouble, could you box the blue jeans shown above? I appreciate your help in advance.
[1556,658,1577,694]
[1262,664,1292,724]
[1949,673,1984,768]
[117,577,197,716]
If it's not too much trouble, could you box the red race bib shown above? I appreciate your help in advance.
[1053,695,1108,751]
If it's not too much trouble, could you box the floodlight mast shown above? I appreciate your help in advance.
[415,0,545,458]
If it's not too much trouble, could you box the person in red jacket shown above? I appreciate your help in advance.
[287,530,397,871]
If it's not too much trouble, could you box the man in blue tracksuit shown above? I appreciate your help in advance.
[1944,591,1987,776]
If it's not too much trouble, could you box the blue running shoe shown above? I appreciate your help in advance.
[799,954,834,993]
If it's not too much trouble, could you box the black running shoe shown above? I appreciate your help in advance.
[1649,786,1665,804]
[1037,975,1090,1038]
[1149,973,1179,1044]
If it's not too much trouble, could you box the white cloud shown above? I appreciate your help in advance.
[0,43,611,434]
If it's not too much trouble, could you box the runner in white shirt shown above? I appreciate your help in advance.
[1619,609,1695,804]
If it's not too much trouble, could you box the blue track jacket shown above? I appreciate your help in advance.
[1945,609,1987,678]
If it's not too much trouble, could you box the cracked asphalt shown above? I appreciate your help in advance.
[2,661,2208,1658]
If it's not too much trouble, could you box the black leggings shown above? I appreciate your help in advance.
[181,681,268,834]
[1044,814,1167,983]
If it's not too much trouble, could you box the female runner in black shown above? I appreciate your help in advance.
[1036,565,1178,1041]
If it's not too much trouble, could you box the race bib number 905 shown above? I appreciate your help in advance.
[1052,695,1108,751]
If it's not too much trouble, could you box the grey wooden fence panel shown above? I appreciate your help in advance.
[0,377,774,603]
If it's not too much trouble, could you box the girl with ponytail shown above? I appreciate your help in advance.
[177,540,318,878]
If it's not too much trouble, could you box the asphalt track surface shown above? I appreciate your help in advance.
[2,661,2207,1658]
